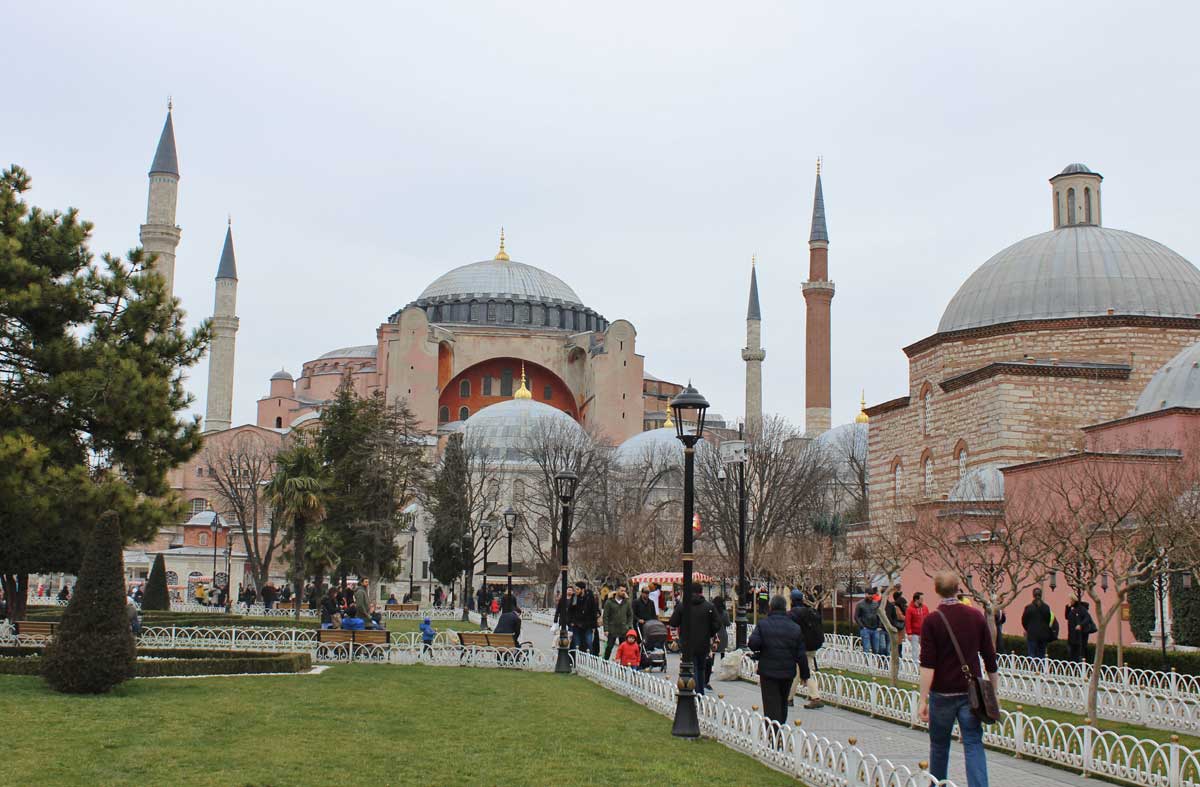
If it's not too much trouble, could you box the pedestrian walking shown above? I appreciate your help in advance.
[1066,595,1096,663]
[602,585,634,660]
[633,586,657,625]
[854,593,886,656]
[918,572,998,787]
[420,616,436,656]
[787,590,825,709]
[748,595,809,729]
[1020,588,1055,660]
[568,581,599,653]
[668,587,720,695]
[905,591,929,661]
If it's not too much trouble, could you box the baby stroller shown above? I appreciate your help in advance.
[639,619,668,672]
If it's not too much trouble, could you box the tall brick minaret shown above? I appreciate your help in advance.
[141,101,181,298]
[741,256,765,434]
[802,160,833,437]
[204,221,240,433]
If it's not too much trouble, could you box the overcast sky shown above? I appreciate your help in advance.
[7,2,1199,432]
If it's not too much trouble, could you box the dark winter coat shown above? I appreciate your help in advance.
[668,594,720,657]
[492,610,522,639]
[748,610,810,682]
[1067,602,1097,644]
[854,598,882,630]
[568,590,599,629]
[632,595,658,624]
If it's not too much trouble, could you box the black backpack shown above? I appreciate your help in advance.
[796,606,825,652]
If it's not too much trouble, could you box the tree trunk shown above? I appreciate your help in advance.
[1086,594,1108,722]
[461,569,473,622]
[2,573,29,622]
[293,520,306,624]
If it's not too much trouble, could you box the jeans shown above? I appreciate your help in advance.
[570,626,593,652]
[1026,639,1047,660]
[928,692,988,787]
[691,654,709,695]
[860,627,886,655]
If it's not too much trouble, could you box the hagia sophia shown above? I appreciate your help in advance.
[122,103,1200,645]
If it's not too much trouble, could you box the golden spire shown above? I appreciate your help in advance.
[855,389,869,424]
[513,362,532,399]
[494,226,510,261]
[751,253,756,268]
[663,408,674,430]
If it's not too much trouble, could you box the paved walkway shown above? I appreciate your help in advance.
[525,623,1089,787]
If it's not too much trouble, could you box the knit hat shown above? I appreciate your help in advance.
[790,589,804,604]
[423,616,430,624]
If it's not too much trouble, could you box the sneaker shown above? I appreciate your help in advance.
[787,699,794,707]
[804,700,825,709]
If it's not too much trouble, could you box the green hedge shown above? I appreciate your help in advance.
[0,648,311,678]
[24,608,322,630]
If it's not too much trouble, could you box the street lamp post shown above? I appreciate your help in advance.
[480,521,493,630]
[670,382,710,739]
[554,470,579,674]
[209,512,221,607]
[504,506,519,599]
[720,425,749,649]
[407,516,418,599]
[223,529,233,613]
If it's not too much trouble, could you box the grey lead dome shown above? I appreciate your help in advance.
[418,258,583,306]
[938,226,1200,333]
[1132,341,1200,415]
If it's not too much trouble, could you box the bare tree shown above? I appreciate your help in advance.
[203,430,284,598]
[853,508,912,684]
[820,422,869,523]
[458,431,504,614]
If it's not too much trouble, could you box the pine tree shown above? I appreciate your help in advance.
[426,433,471,595]
[141,554,170,611]
[41,511,136,694]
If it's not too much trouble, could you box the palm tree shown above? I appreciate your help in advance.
[266,438,328,622]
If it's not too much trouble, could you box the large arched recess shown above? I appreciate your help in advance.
[439,357,578,423]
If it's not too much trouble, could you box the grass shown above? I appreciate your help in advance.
[0,666,794,786]
[826,666,1200,749]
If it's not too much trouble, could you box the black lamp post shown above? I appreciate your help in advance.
[554,470,579,674]
[670,382,709,739]
[407,516,419,599]
[480,521,493,630]
[720,424,749,649]
[209,512,222,607]
[504,506,519,598]
[223,528,233,613]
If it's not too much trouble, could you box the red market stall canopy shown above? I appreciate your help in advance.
[630,571,712,584]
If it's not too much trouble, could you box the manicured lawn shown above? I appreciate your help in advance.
[0,666,793,786]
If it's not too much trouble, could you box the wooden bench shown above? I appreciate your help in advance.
[15,621,57,639]
[384,603,420,612]
[457,631,521,648]
[317,628,391,645]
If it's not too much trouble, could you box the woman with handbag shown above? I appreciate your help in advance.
[917,572,1000,787]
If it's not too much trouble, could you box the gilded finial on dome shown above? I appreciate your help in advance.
[855,390,869,424]
[495,227,510,261]
[663,408,674,429]
[513,362,532,399]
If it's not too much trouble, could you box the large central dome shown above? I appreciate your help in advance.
[938,225,1200,334]
[393,234,608,331]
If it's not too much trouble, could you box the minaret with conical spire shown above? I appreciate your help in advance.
[741,255,766,434]
[802,158,834,437]
[204,220,240,433]
[140,100,182,298]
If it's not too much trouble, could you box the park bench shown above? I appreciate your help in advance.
[15,621,57,640]
[317,628,391,645]
[273,600,309,610]
[384,603,420,612]
[456,630,533,666]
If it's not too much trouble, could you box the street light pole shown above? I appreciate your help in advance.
[407,517,418,598]
[480,521,493,630]
[554,471,578,674]
[223,528,232,614]
[210,512,220,607]
[504,506,519,599]
[670,382,709,739]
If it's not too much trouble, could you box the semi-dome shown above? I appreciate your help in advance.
[1132,341,1200,415]
[463,398,586,462]
[317,345,376,360]
[613,427,687,466]
[948,464,1006,502]
[392,235,608,331]
[938,226,1200,333]
[815,422,868,480]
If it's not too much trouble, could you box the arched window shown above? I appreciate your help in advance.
[438,406,450,423]
[199,532,208,546]
[544,384,553,400]
[165,571,179,587]
[1084,187,1092,224]
[501,369,513,397]
[482,376,493,396]
[459,406,470,421]
[274,416,283,429]
[921,387,933,435]
[957,445,968,479]
[189,498,208,516]
[1067,188,1076,225]
[893,462,902,502]
[459,379,471,398]
[923,456,934,496]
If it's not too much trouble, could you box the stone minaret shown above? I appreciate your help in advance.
[140,102,181,298]
[802,160,834,437]
[204,222,240,433]
[741,256,765,434]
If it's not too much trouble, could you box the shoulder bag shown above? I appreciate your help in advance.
[933,609,1002,723]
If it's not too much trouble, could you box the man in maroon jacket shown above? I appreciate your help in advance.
[917,572,999,787]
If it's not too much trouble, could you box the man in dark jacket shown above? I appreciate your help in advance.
[749,595,809,726]
[567,581,599,653]
[788,590,824,709]
[669,587,720,695]
[491,594,523,642]
[633,586,657,625]
[1066,596,1096,663]
[854,594,884,656]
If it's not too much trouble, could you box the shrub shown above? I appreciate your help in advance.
[0,649,310,678]
[41,512,136,693]
[141,554,170,611]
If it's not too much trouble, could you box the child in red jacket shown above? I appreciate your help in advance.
[615,629,643,669]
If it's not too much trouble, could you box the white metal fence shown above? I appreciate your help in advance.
[737,652,1200,787]
[575,652,957,787]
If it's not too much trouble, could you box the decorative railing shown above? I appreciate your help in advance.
[575,652,957,787]
[817,640,1200,734]
[737,653,1200,787]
